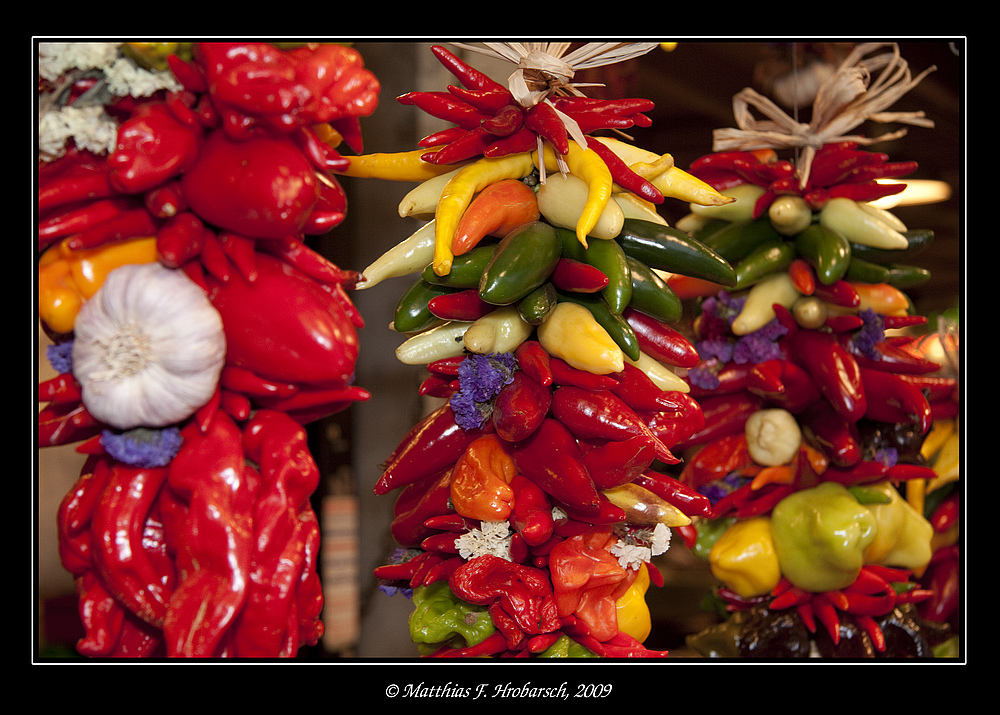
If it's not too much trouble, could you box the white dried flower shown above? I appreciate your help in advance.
[38,104,118,160]
[611,523,671,570]
[455,520,513,562]
[38,42,121,81]
[103,57,181,97]
[72,263,227,430]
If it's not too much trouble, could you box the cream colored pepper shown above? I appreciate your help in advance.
[537,302,624,375]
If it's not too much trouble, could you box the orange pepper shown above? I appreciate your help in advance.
[850,282,910,316]
[449,434,518,521]
[38,235,158,334]
[451,178,539,256]
[548,526,638,643]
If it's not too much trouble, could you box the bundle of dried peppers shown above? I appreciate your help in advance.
[352,42,746,658]
[37,42,378,657]
[670,44,961,658]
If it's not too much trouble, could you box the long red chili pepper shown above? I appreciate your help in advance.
[510,418,601,514]
[787,328,866,422]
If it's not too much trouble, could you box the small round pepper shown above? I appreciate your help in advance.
[771,482,878,593]
[708,516,781,598]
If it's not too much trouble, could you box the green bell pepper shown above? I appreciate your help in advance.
[770,482,878,593]
[408,581,496,655]
[479,220,562,305]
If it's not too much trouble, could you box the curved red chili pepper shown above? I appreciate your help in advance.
[511,418,601,514]
[551,257,612,293]
[800,399,862,467]
[524,101,570,155]
[679,392,765,448]
[579,435,658,490]
[859,367,932,434]
[623,308,701,368]
[550,357,618,391]
[788,329,866,423]
[428,288,494,322]
[609,363,687,414]
[509,475,554,548]
[747,358,822,414]
[635,469,713,518]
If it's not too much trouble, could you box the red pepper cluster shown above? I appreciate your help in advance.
[38,43,379,658]
[688,142,919,218]
[400,45,664,203]
[374,339,713,658]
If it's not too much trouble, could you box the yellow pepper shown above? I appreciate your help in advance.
[38,236,158,334]
[534,141,615,247]
[861,481,933,573]
[536,302,624,375]
[615,564,651,643]
[708,516,781,598]
[771,482,878,593]
[433,152,536,276]
[336,147,459,182]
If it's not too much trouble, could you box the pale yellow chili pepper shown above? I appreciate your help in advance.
[534,140,614,248]
[336,147,458,182]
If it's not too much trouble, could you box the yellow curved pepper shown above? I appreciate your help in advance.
[862,481,933,573]
[534,140,614,247]
[615,564,651,643]
[38,236,158,334]
[771,482,878,593]
[708,516,781,598]
[336,147,459,182]
[433,152,537,276]
[536,302,624,375]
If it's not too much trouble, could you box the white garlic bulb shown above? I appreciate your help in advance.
[72,262,226,430]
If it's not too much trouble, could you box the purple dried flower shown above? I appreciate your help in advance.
[450,352,518,430]
[101,426,183,468]
[47,340,74,375]
[850,308,885,359]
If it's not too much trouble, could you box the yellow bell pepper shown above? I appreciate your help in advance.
[771,482,878,593]
[861,481,933,573]
[38,236,158,334]
[708,516,781,598]
[615,564,651,643]
[536,302,624,375]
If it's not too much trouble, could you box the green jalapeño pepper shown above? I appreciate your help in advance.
[479,220,561,305]
[626,256,682,323]
[794,223,851,286]
[615,218,737,287]
[394,278,456,333]
[770,482,878,593]
[408,581,495,655]
[422,244,497,288]
[556,227,632,315]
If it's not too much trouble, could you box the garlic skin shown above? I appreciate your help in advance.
[72,262,226,430]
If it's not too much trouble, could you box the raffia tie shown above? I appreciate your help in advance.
[711,42,937,187]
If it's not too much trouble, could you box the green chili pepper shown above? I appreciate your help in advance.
[691,516,738,561]
[518,281,558,325]
[844,255,892,284]
[849,228,934,265]
[479,220,562,305]
[885,263,932,289]
[536,634,598,658]
[794,223,851,285]
[394,278,456,333]
[732,238,796,290]
[615,218,737,287]
[556,227,632,315]
[555,290,641,361]
[422,244,497,288]
[699,216,782,265]
[626,256,682,323]
[408,581,496,655]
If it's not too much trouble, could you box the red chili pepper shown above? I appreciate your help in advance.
[644,395,706,447]
[514,340,553,387]
[788,258,816,295]
[482,126,539,157]
[680,433,751,490]
[38,197,135,251]
[579,435,658,490]
[635,469,713,518]
[163,414,253,657]
[812,592,843,645]
[156,211,207,269]
[398,90,488,130]
[747,358,822,414]
[428,288,494,322]
[550,357,619,391]
[550,385,678,464]
[427,355,467,377]
[825,314,865,333]
[686,362,753,397]
[510,418,601,514]
[38,401,103,448]
[608,363,687,414]
[919,546,960,624]
[509,475,554,548]
[430,45,507,93]
[551,257,612,293]
[419,373,459,399]
[859,367,932,434]
[490,369,551,442]
[38,373,82,405]
[89,458,173,627]
[896,375,958,403]
[623,308,700,367]
[679,392,765,448]
[423,125,496,165]
[375,404,493,495]
[218,232,258,283]
[585,137,663,203]
[524,101,570,155]
[812,279,861,308]
[851,340,943,375]
[65,206,161,251]
[821,460,890,487]
[930,491,960,533]
[558,494,627,526]
[800,399,862,467]
[788,329,866,423]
